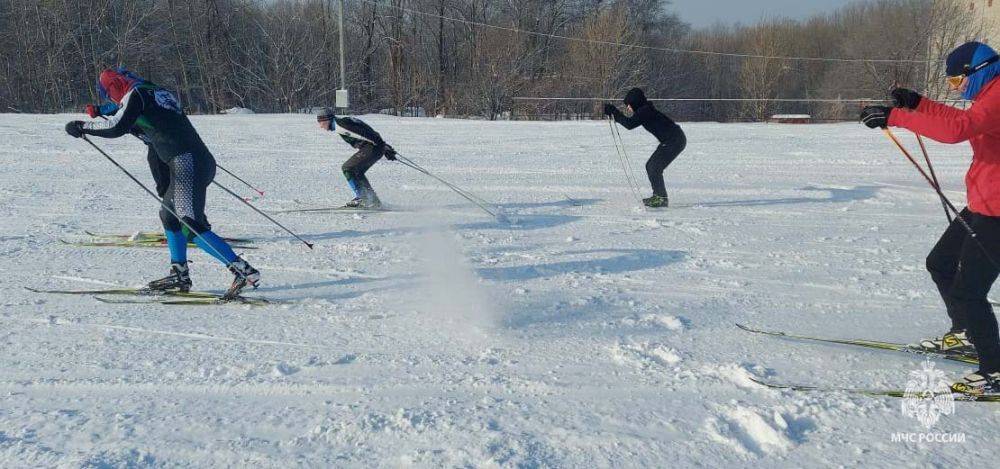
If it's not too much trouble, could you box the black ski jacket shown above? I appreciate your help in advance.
[610,104,683,143]
[82,84,214,165]
[333,116,385,148]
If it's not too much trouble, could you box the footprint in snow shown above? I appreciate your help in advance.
[704,406,814,457]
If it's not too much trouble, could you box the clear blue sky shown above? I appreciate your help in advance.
[669,0,859,28]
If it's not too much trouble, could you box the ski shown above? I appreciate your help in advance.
[25,286,217,299]
[84,230,253,244]
[736,323,980,366]
[750,377,1000,402]
[94,296,274,306]
[26,286,276,306]
[271,206,396,214]
[60,239,257,250]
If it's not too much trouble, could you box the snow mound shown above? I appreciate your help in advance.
[620,313,685,330]
[704,406,805,457]
[77,448,157,468]
[611,341,682,369]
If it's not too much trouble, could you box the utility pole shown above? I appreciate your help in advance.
[337,0,350,110]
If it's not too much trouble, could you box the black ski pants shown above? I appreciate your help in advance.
[342,143,384,197]
[647,131,686,197]
[147,146,170,198]
[927,207,1000,372]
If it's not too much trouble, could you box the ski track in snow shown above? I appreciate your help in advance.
[1,114,998,466]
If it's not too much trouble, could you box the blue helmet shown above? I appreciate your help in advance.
[947,42,1000,100]
[946,42,999,77]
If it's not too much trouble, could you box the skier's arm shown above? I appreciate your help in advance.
[612,108,644,130]
[890,101,1000,144]
[914,97,966,120]
[336,117,385,146]
[81,91,142,138]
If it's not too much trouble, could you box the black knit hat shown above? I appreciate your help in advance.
[316,107,336,122]
[623,88,648,108]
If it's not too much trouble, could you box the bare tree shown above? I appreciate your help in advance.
[0,0,976,121]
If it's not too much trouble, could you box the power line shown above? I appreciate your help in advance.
[515,97,879,103]
[357,0,935,64]
[512,97,969,103]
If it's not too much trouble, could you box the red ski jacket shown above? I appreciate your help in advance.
[889,78,1000,216]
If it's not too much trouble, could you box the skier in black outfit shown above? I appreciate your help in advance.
[316,108,397,209]
[65,68,260,299]
[604,88,687,208]
[85,102,171,197]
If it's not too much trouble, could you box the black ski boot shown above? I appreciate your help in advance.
[361,193,382,209]
[343,195,382,210]
[919,330,976,357]
[147,262,192,292]
[952,370,1000,395]
[223,257,260,300]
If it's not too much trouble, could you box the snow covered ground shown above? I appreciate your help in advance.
[1,113,997,466]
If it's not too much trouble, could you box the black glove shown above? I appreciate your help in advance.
[860,106,891,129]
[890,88,922,110]
[384,145,397,161]
[65,121,85,138]
[603,103,617,117]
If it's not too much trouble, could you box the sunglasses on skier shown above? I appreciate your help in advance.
[947,55,1000,88]
[946,75,966,89]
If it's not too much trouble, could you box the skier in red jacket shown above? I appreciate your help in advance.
[861,41,1000,395]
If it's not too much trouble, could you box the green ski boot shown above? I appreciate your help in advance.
[643,195,669,208]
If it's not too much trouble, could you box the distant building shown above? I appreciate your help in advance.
[769,114,812,124]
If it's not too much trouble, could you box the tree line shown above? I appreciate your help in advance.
[0,0,986,121]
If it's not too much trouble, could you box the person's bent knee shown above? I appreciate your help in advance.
[159,208,182,231]
[180,217,211,240]
[646,158,666,173]
[926,250,955,278]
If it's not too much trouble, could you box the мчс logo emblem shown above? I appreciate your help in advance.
[901,360,956,429]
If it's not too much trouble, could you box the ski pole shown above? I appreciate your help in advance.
[882,128,1000,269]
[395,155,493,207]
[215,162,266,197]
[607,116,643,204]
[914,133,952,223]
[396,155,494,214]
[211,180,314,249]
[394,154,498,218]
[882,129,962,217]
[80,136,237,264]
[100,114,265,197]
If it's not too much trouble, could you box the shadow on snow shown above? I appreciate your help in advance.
[476,248,686,282]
